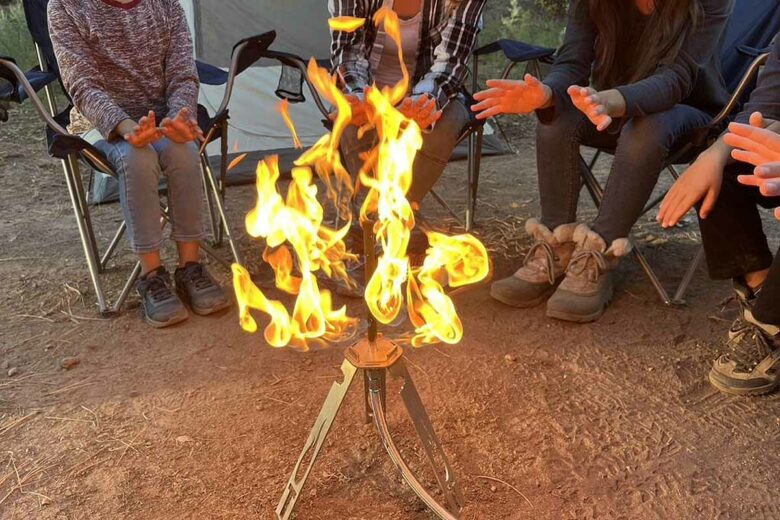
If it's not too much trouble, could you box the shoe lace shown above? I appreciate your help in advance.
[727,318,774,371]
[184,264,212,291]
[523,241,557,285]
[146,274,173,302]
[566,249,607,283]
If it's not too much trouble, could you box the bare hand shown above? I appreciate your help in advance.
[160,108,204,144]
[124,111,162,148]
[399,95,442,130]
[471,74,552,119]
[724,112,780,166]
[568,86,612,131]
[329,94,368,127]
[657,150,725,227]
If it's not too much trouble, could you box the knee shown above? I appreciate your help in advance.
[158,140,200,173]
[619,115,671,157]
[112,143,159,185]
[536,107,583,145]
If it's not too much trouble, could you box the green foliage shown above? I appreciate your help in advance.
[0,1,36,69]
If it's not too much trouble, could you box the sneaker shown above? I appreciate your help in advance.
[709,282,780,396]
[174,262,231,316]
[490,219,577,308]
[546,224,631,323]
[137,267,189,328]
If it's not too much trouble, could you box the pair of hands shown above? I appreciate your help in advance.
[471,74,616,131]
[659,112,780,226]
[121,108,204,148]
[339,93,442,130]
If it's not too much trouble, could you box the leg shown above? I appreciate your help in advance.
[535,95,610,230]
[153,138,206,263]
[591,104,711,244]
[406,98,471,204]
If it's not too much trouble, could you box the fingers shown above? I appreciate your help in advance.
[749,111,764,128]
[595,114,613,132]
[755,162,780,178]
[471,96,500,112]
[737,174,763,187]
[523,73,542,87]
[699,187,719,219]
[774,207,780,221]
[731,149,767,166]
[485,79,525,90]
[474,105,504,120]
[738,174,780,197]
[727,121,780,151]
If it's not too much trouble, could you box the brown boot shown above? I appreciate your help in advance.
[546,224,631,323]
[490,219,577,308]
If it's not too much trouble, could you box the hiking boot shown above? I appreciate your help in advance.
[546,224,631,323]
[137,266,189,328]
[490,219,577,308]
[175,262,231,316]
[709,281,780,396]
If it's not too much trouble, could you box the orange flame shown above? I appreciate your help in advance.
[277,99,302,149]
[328,16,366,33]
[228,152,248,171]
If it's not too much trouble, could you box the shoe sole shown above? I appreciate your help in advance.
[708,368,779,396]
[489,285,556,309]
[545,284,613,324]
[144,310,189,329]
[177,287,232,316]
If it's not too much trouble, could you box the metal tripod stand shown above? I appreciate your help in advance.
[275,223,464,520]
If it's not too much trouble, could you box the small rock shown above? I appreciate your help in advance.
[41,497,51,507]
[61,357,80,370]
[504,354,517,364]
[7,367,19,377]
[490,485,497,492]
[647,367,654,372]
[1,360,9,370]
[176,435,194,444]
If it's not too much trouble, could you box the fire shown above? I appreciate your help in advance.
[232,9,489,349]
[277,99,302,149]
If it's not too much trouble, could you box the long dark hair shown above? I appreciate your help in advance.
[589,0,701,89]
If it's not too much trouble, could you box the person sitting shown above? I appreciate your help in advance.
[330,0,486,209]
[658,37,780,396]
[472,0,731,322]
[49,0,229,327]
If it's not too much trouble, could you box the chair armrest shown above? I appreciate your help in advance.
[0,55,59,104]
[473,39,556,64]
[737,44,772,58]
[709,52,770,128]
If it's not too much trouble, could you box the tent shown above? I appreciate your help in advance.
[90,0,507,202]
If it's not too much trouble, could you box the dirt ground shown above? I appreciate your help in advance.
[1,101,780,520]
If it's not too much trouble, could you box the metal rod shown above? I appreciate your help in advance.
[101,220,126,270]
[673,246,704,305]
[34,43,58,117]
[362,219,378,342]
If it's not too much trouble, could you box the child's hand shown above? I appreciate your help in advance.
[124,111,163,148]
[724,112,780,166]
[160,108,204,144]
[471,74,552,119]
[657,149,725,227]
[399,94,442,130]
[329,94,368,127]
[568,86,612,131]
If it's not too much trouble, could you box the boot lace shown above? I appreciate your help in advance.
[726,318,775,372]
[566,249,607,284]
[523,241,557,285]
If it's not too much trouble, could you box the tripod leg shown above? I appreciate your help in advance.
[276,359,358,520]
[363,369,386,424]
[388,360,464,514]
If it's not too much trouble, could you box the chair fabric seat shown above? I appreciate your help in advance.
[473,39,555,63]
[0,66,58,104]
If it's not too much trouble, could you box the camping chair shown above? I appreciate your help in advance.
[0,1,277,316]
[471,1,780,305]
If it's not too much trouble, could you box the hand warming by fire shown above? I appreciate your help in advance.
[232,8,489,351]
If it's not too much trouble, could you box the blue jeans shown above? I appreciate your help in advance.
[85,131,206,254]
[536,96,712,243]
[340,98,471,204]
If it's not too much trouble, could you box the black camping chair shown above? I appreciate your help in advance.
[0,0,277,316]
[471,1,780,305]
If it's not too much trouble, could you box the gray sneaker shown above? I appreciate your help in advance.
[546,224,631,323]
[490,219,576,308]
[175,262,231,316]
[709,282,780,396]
[137,267,189,328]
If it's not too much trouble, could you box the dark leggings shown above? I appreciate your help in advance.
[699,163,780,325]
[536,95,711,244]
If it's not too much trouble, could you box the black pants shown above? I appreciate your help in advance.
[699,162,780,325]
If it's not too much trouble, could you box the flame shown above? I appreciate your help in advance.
[228,152,248,171]
[328,16,366,32]
[233,10,489,350]
[277,99,302,149]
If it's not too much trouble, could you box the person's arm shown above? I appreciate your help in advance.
[47,0,131,140]
[410,0,486,110]
[329,0,376,96]
[615,0,732,117]
[163,0,199,121]
[734,38,780,125]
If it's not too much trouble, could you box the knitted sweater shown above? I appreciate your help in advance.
[48,0,199,138]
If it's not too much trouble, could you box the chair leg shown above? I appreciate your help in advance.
[111,261,143,314]
[62,156,110,315]
[467,127,484,231]
[466,131,476,231]
[101,220,126,270]
[630,247,673,305]
[429,188,463,224]
[201,155,243,266]
[672,246,704,305]
[200,153,221,246]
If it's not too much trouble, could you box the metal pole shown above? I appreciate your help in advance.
[362,219,378,342]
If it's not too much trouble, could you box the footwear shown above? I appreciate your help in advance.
[175,262,231,316]
[490,219,577,308]
[709,282,780,396]
[546,224,631,323]
[137,266,189,328]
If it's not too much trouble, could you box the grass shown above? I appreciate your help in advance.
[0,1,36,69]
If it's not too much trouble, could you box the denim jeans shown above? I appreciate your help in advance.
[85,130,206,254]
[699,162,780,325]
[340,97,471,204]
[536,95,712,243]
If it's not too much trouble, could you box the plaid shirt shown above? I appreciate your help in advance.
[328,0,485,109]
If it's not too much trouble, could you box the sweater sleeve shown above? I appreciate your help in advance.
[164,0,199,120]
[411,0,486,110]
[48,0,130,138]
[615,0,732,117]
[329,0,374,95]
[735,38,780,124]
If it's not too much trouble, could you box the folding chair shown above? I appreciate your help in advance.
[470,1,780,305]
[0,0,277,316]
